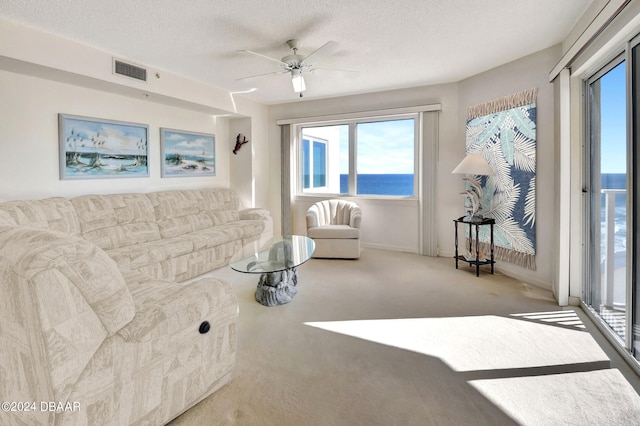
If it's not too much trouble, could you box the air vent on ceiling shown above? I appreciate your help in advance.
[113,59,147,82]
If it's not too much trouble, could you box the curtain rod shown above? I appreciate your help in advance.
[275,103,441,125]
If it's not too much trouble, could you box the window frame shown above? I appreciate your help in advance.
[301,134,329,192]
[294,113,420,199]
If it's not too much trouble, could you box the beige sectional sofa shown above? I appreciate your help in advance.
[0,188,272,425]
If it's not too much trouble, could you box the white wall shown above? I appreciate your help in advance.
[228,95,272,212]
[0,18,270,207]
[0,69,231,200]
[457,45,561,289]
[269,45,561,291]
[229,117,253,208]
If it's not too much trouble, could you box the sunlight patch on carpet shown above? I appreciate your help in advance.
[510,310,586,328]
[469,369,640,425]
[305,314,608,372]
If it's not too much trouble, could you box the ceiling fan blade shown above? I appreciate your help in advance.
[301,41,339,65]
[236,70,289,81]
[237,49,288,67]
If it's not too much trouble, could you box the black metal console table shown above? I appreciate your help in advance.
[454,216,495,277]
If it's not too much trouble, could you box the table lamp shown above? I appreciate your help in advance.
[452,152,494,222]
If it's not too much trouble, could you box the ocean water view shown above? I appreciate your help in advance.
[340,174,413,196]
[600,173,627,255]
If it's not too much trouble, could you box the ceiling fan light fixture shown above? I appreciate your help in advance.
[239,39,347,96]
[291,69,306,93]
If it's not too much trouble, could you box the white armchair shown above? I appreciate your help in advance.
[306,199,361,259]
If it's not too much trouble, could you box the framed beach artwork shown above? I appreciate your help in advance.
[160,128,215,177]
[59,114,149,179]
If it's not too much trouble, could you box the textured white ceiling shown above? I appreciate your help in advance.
[0,0,592,105]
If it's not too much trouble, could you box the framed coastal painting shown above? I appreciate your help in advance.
[58,114,149,180]
[160,128,215,177]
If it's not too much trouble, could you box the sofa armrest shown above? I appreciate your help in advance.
[350,205,362,229]
[239,208,270,221]
[306,209,320,229]
[240,208,273,239]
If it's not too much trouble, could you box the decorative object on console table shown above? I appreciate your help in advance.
[454,216,495,277]
[233,133,250,155]
[452,152,494,222]
[465,88,537,270]
[58,114,149,180]
[160,128,215,177]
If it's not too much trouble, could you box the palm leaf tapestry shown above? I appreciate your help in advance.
[465,88,537,270]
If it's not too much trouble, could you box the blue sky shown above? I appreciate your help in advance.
[599,61,626,174]
[340,119,415,174]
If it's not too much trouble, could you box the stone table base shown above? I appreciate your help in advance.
[254,267,298,307]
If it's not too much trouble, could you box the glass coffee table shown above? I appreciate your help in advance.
[230,235,315,306]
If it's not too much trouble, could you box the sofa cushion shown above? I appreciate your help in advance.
[146,190,213,238]
[107,237,195,272]
[226,220,267,240]
[118,277,238,342]
[0,226,135,401]
[0,198,81,235]
[200,188,240,224]
[240,207,272,221]
[146,189,207,219]
[0,209,17,226]
[71,193,161,250]
[146,189,241,239]
[184,227,242,251]
[133,240,241,283]
[308,224,360,239]
[153,213,215,239]
[185,220,266,250]
[0,227,136,335]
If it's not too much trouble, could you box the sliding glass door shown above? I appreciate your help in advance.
[585,42,638,363]
[632,41,640,360]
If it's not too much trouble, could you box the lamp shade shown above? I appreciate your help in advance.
[452,153,494,176]
[291,69,306,93]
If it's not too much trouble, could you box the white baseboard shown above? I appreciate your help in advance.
[361,242,419,254]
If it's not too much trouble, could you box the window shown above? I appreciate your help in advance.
[356,119,415,196]
[302,136,328,190]
[300,125,345,193]
[586,58,628,344]
[582,41,640,364]
[297,115,417,197]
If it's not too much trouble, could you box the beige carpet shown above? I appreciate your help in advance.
[170,249,640,425]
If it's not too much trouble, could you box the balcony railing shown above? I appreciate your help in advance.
[601,188,625,309]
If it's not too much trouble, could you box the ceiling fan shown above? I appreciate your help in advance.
[237,39,354,97]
